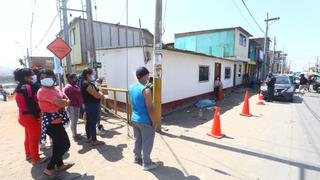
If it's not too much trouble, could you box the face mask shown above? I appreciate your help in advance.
[40,78,55,87]
[31,75,37,84]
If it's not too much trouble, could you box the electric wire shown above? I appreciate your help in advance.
[240,0,265,34]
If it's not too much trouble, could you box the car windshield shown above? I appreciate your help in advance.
[276,77,290,84]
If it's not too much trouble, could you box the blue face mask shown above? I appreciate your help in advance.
[31,75,37,84]
[40,78,55,87]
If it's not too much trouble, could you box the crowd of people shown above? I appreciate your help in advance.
[13,66,159,177]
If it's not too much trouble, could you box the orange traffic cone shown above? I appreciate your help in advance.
[240,89,252,117]
[207,106,225,139]
[256,91,265,105]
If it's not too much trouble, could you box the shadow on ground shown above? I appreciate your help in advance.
[160,131,320,180]
[150,162,200,180]
[162,87,258,129]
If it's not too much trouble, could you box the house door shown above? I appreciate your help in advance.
[214,63,221,80]
[233,64,237,87]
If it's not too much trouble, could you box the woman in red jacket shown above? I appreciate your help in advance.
[14,68,45,165]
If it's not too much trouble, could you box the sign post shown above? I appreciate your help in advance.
[47,37,72,88]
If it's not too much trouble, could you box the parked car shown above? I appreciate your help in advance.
[260,75,295,102]
[312,76,320,93]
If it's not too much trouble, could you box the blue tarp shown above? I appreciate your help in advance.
[195,99,216,108]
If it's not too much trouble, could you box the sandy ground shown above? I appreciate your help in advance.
[1,89,320,180]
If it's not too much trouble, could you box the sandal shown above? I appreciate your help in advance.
[56,162,75,172]
[43,168,55,176]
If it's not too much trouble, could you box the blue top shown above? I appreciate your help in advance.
[129,83,150,124]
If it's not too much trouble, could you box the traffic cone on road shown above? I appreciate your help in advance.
[240,89,252,117]
[207,106,225,139]
[256,91,265,105]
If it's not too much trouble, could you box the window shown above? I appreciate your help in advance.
[225,67,231,79]
[70,28,76,46]
[238,64,242,77]
[199,66,209,82]
[239,34,246,47]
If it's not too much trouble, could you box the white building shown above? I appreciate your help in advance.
[97,46,244,112]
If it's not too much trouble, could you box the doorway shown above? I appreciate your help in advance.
[214,63,221,81]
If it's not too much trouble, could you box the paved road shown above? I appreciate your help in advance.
[0,91,320,180]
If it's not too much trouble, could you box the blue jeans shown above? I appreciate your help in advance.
[132,121,155,166]
[84,103,100,141]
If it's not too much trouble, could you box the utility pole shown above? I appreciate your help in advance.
[153,0,163,132]
[86,0,98,76]
[26,48,31,68]
[316,56,319,73]
[62,0,72,73]
[263,13,280,79]
[271,36,276,73]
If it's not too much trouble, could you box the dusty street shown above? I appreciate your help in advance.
[0,90,320,180]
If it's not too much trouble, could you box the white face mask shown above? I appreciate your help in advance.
[31,75,37,84]
[40,78,55,87]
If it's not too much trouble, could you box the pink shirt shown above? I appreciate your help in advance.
[37,87,67,123]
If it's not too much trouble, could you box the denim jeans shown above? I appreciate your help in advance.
[84,103,100,141]
[132,121,155,166]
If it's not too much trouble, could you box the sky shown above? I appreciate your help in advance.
[0,0,319,72]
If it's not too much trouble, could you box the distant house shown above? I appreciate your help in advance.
[174,27,252,62]
[60,17,154,73]
[30,56,54,70]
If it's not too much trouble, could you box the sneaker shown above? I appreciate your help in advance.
[134,159,142,166]
[143,162,160,171]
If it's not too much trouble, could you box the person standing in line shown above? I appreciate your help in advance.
[214,76,223,100]
[64,73,83,141]
[95,78,104,133]
[265,73,276,102]
[81,68,105,146]
[14,68,45,165]
[129,67,160,170]
[37,69,73,176]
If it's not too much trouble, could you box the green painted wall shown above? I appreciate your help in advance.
[69,22,82,65]
[174,30,235,58]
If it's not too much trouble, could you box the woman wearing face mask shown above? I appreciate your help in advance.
[37,69,73,176]
[63,73,83,140]
[14,68,45,165]
[81,68,105,146]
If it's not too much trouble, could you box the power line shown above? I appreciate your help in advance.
[240,0,265,34]
[34,13,59,50]
[231,0,259,36]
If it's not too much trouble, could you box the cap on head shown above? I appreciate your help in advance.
[136,67,149,79]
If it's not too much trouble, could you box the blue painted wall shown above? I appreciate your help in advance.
[174,30,235,58]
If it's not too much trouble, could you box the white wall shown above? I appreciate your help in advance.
[97,47,241,104]
[97,47,152,103]
[234,29,250,62]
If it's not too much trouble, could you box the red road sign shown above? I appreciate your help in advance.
[47,37,72,60]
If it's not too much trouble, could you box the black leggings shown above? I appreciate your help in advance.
[46,124,70,170]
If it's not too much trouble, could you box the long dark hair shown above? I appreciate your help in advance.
[82,68,93,80]
[13,68,33,83]
[66,73,77,84]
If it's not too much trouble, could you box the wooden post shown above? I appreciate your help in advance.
[113,90,117,115]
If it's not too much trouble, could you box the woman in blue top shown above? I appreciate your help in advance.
[129,67,160,171]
